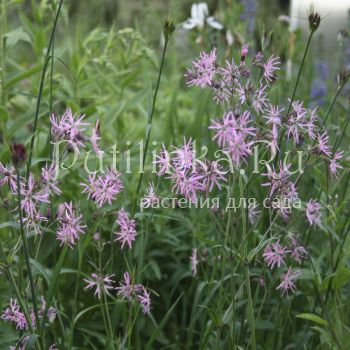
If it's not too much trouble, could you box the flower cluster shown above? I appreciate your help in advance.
[56,202,86,248]
[154,138,226,202]
[1,298,56,330]
[115,208,137,249]
[116,272,151,315]
[81,167,123,207]
[263,235,306,295]
[84,273,115,299]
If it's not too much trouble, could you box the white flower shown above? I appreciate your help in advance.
[183,3,223,30]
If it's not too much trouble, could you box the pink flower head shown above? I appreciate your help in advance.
[248,203,260,224]
[81,168,123,207]
[209,110,256,166]
[263,241,290,269]
[276,267,302,296]
[50,108,89,152]
[264,104,283,127]
[241,43,249,58]
[330,151,343,177]
[197,160,227,192]
[56,202,86,248]
[289,235,308,264]
[141,182,160,208]
[90,120,104,157]
[0,162,17,191]
[172,137,196,171]
[16,173,50,217]
[252,83,268,115]
[84,273,115,299]
[115,272,142,301]
[185,48,217,88]
[115,208,136,249]
[306,199,321,226]
[41,162,61,196]
[154,144,172,176]
[286,100,308,144]
[317,131,332,157]
[263,54,280,83]
[1,299,29,330]
[190,248,199,277]
[137,287,151,315]
[168,170,204,202]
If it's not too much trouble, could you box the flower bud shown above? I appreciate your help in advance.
[308,12,321,33]
[10,143,27,167]
[337,68,350,86]
[163,15,175,41]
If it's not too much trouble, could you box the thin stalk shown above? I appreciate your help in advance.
[239,175,256,350]
[1,0,7,105]
[278,30,314,159]
[26,0,63,179]
[286,31,314,117]
[132,37,170,216]
[15,170,41,334]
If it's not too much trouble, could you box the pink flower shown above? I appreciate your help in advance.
[330,151,343,177]
[241,43,249,58]
[116,272,143,300]
[1,299,30,330]
[172,137,196,171]
[154,144,172,175]
[15,173,50,217]
[276,267,301,296]
[263,241,290,269]
[289,235,308,264]
[41,162,61,196]
[263,104,283,127]
[262,163,299,220]
[185,48,217,88]
[56,202,86,248]
[306,199,321,226]
[197,160,227,192]
[81,168,123,207]
[286,100,308,144]
[317,131,332,157]
[141,182,160,208]
[0,162,17,191]
[248,203,260,224]
[263,54,280,83]
[90,120,103,157]
[50,108,89,152]
[84,273,115,299]
[137,287,151,315]
[209,110,256,166]
[115,209,136,249]
[252,83,268,115]
[168,170,204,202]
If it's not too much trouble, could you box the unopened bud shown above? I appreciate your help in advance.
[308,12,321,33]
[337,68,350,86]
[10,143,26,167]
[163,15,175,41]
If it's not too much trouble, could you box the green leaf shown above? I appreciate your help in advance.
[146,293,183,350]
[4,27,32,47]
[296,313,328,327]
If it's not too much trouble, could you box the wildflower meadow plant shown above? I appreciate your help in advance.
[1,2,350,350]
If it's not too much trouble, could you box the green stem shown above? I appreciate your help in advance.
[15,170,41,334]
[239,175,256,350]
[132,37,170,216]
[26,0,63,179]
[1,0,7,105]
